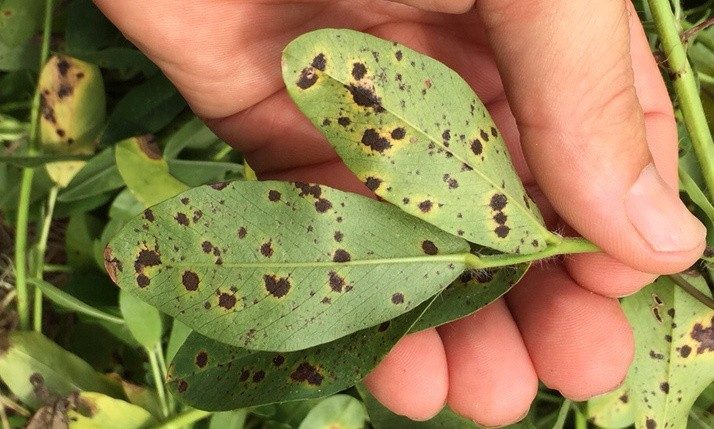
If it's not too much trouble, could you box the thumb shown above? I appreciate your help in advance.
[476,0,705,273]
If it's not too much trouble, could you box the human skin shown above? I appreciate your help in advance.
[92,0,706,425]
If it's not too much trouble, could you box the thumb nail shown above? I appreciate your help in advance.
[625,163,706,253]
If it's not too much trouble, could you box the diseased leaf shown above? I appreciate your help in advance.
[167,300,429,410]
[282,29,553,254]
[107,181,469,351]
[0,331,124,408]
[587,385,634,429]
[66,392,157,429]
[621,275,714,429]
[297,394,366,429]
[115,135,189,207]
[410,263,528,332]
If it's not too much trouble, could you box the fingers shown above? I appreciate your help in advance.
[507,265,634,400]
[387,0,475,13]
[477,0,705,274]
[364,329,449,421]
[438,299,537,426]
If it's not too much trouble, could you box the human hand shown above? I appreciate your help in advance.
[93,0,706,425]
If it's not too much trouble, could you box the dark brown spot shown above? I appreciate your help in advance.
[395,50,403,61]
[646,419,657,429]
[290,362,323,385]
[296,68,318,89]
[650,350,664,360]
[490,194,508,211]
[202,241,213,253]
[182,271,200,291]
[203,302,211,309]
[334,231,343,242]
[177,380,188,393]
[679,345,692,358]
[315,198,332,213]
[659,382,669,394]
[491,127,499,138]
[134,249,161,272]
[361,129,391,152]
[137,274,150,288]
[619,394,629,403]
[442,130,451,141]
[2,9,10,16]
[337,116,351,127]
[76,72,84,79]
[57,84,73,99]
[239,370,250,382]
[495,225,510,238]
[56,128,66,137]
[57,58,71,76]
[443,174,458,189]
[691,316,714,354]
[264,274,291,298]
[218,293,237,309]
[493,212,507,225]
[352,62,367,80]
[480,129,490,142]
[667,308,675,318]
[365,176,382,191]
[418,200,433,212]
[103,246,122,283]
[328,271,346,292]
[295,182,322,198]
[665,334,672,342]
[211,181,229,190]
[532,240,539,247]
[195,351,208,368]
[143,209,155,222]
[471,139,483,155]
[137,136,161,160]
[391,293,404,304]
[321,297,331,304]
[378,321,390,332]
[311,53,326,71]
[238,227,247,239]
[260,241,273,258]
[322,118,331,126]
[266,355,284,369]
[391,127,406,140]
[175,213,189,226]
[265,190,281,202]
[252,370,265,382]
[40,94,56,123]
[192,210,203,223]
[421,240,438,255]
[346,84,384,112]
[333,249,351,263]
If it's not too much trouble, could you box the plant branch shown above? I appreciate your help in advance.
[669,273,714,310]
[465,237,599,270]
[13,0,55,330]
[148,345,170,419]
[649,0,714,201]
[552,399,572,429]
[681,16,714,44]
[32,186,58,333]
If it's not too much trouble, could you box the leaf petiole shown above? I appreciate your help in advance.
[464,237,599,270]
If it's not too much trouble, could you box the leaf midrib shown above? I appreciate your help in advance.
[160,254,468,269]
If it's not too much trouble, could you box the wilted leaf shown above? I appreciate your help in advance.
[115,135,189,207]
[38,55,106,186]
[167,300,433,410]
[107,181,469,351]
[297,395,366,429]
[282,29,553,254]
[0,331,124,408]
[587,385,634,429]
[66,391,157,429]
[621,275,714,429]
[119,291,163,349]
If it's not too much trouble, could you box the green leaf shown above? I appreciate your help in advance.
[167,300,432,410]
[410,263,528,332]
[0,0,43,47]
[0,331,124,408]
[115,135,190,207]
[101,74,187,145]
[620,275,714,429]
[59,147,124,203]
[119,291,163,349]
[357,384,476,428]
[65,0,122,53]
[66,391,158,429]
[162,116,223,159]
[297,395,366,429]
[0,37,38,71]
[168,159,243,188]
[586,385,634,429]
[27,277,124,325]
[209,411,248,429]
[166,319,192,363]
[0,153,90,167]
[107,180,469,351]
[282,29,553,254]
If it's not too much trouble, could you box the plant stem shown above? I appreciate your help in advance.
[669,273,714,310]
[43,264,71,273]
[152,409,212,429]
[552,399,572,429]
[680,166,714,224]
[465,237,599,270]
[573,404,587,429]
[648,0,714,201]
[154,342,176,414]
[32,186,58,333]
[13,0,55,331]
[148,346,171,419]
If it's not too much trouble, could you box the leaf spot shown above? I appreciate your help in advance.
[296,67,318,89]
[273,355,285,367]
[351,62,367,80]
[311,53,326,71]
[264,274,291,298]
[260,241,274,258]
[421,240,438,255]
[290,362,323,386]
[238,227,247,239]
[315,198,333,213]
[490,194,508,211]
[182,271,200,291]
[418,200,433,213]
[391,293,404,304]
[175,212,189,226]
[252,370,265,382]
[218,293,237,309]
[361,129,391,152]
[333,249,351,263]
[365,176,382,191]
[195,351,208,368]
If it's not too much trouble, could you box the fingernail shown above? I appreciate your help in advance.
[625,163,706,253]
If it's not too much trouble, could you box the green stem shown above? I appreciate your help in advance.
[552,399,572,429]
[679,166,714,224]
[13,0,55,331]
[147,345,170,419]
[32,186,58,333]
[573,404,587,429]
[43,264,71,273]
[152,409,211,429]
[466,237,599,270]
[154,342,176,414]
[649,0,714,201]
[669,273,714,310]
